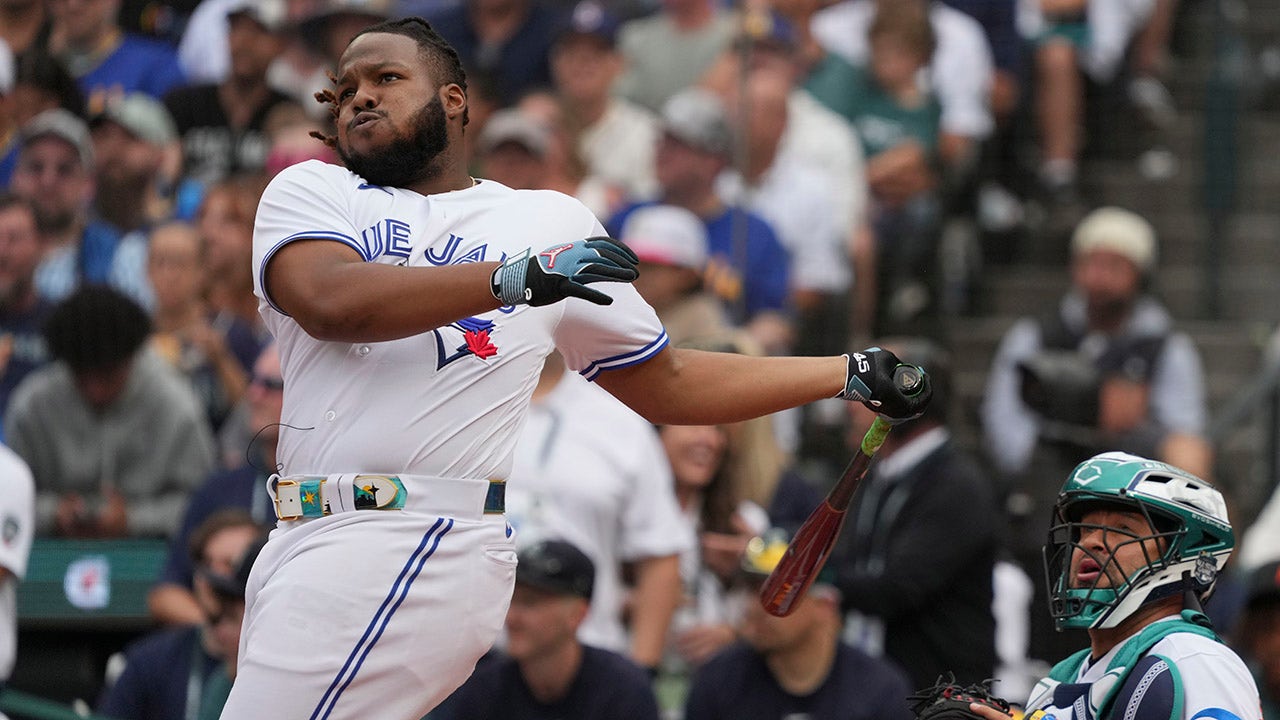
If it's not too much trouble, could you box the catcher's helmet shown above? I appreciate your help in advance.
[1044,451,1233,630]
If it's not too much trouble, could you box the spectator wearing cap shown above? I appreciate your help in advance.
[433,539,662,720]
[613,0,735,114]
[0,193,54,424]
[607,87,792,353]
[683,530,913,720]
[166,0,300,187]
[1235,560,1280,718]
[620,203,731,347]
[476,107,553,191]
[4,285,215,539]
[980,206,1210,663]
[47,0,186,107]
[8,108,123,304]
[548,2,660,212]
[430,0,567,107]
[98,511,266,720]
[89,91,194,311]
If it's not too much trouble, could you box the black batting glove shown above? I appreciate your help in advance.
[839,347,933,422]
[491,236,639,307]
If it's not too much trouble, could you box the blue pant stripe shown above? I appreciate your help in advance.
[309,517,448,720]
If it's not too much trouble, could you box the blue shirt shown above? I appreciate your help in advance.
[76,34,186,107]
[0,297,54,436]
[609,202,791,322]
[96,624,221,720]
[428,5,566,106]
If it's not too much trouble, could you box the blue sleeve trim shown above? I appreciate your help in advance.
[579,332,669,381]
[259,230,367,315]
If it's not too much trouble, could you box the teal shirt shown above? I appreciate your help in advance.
[804,54,941,160]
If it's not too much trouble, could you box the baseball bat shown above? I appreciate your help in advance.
[759,364,927,617]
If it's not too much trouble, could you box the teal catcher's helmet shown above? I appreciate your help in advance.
[1045,451,1233,630]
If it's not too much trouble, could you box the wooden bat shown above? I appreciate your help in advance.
[759,365,926,617]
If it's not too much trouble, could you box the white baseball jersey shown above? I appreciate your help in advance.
[0,444,34,681]
[1025,623,1262,720]
[252,160,668,480]
[228,161,669,720]
[505,371,693,652]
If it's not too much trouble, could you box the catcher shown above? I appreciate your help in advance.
[918,451,1261,720]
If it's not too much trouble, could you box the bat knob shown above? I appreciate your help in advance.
[893,365,925,395]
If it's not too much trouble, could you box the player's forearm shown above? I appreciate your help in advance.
[598,348,845,425]
[270,252,503,343]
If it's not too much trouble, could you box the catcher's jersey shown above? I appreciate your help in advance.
[1025,627,1262,720]
[252,160,667,479]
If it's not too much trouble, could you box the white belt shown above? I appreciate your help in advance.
[269,474,505,523]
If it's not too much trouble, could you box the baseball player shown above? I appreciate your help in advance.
[967,452,1261,720]
[222,17,930,720]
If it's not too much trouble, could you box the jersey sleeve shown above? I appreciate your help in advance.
[0,446,34,579]
[253,161,365,315]
[554,285,668,381]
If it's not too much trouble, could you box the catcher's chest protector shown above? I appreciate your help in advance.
[1027,610,1218,720]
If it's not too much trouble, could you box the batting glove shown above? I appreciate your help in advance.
[491,236,639,307]
[840,346,933,422]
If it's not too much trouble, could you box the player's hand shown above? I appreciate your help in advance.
[491,236,639,307]
[840,347,932,422]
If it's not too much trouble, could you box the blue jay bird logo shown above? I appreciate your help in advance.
[433,317,499,369]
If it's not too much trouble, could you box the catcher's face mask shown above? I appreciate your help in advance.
[1044,452,1233,630]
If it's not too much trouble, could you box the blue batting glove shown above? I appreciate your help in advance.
[491,236,639,307]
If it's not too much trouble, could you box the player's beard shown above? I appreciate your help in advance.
[339,94,449,188]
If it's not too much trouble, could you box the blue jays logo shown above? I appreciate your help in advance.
[433,317,499,369]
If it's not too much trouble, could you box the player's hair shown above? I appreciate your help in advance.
[43,285,152,373]
[312,17,469,148]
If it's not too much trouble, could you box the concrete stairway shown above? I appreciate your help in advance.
[945,0,1280,525]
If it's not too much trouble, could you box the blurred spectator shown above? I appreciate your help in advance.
[166,0,300,187]
[89,92,188,308]
[430,0,566,107]
[9,109,123,304]
[830,337,999,689]
[149,342,281,626]
[815,2,944,335]
[607,88,792,351]
[433,539,661,720]
[619,203,733,346]
[299,0,398,67]
[4,286,215,538]
[717,69,851,352]
[147,221,250,433]
[98,511,264,720]
[980,206,1209,661]
[475,107,553,190]
[196,177,271,354]
[1019,0,1158,203]
[0,0,50,58]
[1238,474,1280,572]
[549,2,660,211]
[811,0,994,167]
[683,533,913,720]
[1236,560,1280,718]
[0,194,52,422]
[941,0,1020,120]
[614,0,736,113]
[506,351,688,672]
[514,91,613,208]
[0,442,33,686]
[8,49,85,130]
[47,0,186,107]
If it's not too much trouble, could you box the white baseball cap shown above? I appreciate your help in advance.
[1071,206,1157,272]
[620,204,709,271]
[660,87,732,157]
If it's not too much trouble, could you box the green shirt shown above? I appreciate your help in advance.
[804,54,941,160]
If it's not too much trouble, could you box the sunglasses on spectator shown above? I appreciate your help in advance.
[251,374,285,391]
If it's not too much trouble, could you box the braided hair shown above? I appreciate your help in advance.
[312,17,469,148]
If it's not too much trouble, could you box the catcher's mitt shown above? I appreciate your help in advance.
[908,674,1012,720]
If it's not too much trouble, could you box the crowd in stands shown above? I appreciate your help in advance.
[0,0,1277,718]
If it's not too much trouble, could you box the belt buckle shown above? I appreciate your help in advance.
[274,478,303,521]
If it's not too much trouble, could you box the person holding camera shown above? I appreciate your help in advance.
[980,206,1211,663]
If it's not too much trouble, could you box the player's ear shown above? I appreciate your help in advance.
[441,83,467,121]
